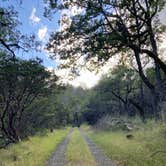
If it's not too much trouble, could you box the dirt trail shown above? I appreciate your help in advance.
[46,129,73,166]
[80,130,116,166]
[46,128,115,166]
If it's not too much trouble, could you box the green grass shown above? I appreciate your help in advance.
[0,128,70,166]
[88,121,166,166]
[66,128,96,166]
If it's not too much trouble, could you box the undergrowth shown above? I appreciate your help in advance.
[87,119,166,166]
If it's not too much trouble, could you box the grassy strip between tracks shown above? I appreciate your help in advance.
[66,128,96,166]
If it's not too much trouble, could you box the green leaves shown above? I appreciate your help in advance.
[0,53,58,142]
[46,0,166,73]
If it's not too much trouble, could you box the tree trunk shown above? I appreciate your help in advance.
[141,49,166,77]
[133,49,154,90]
[129,99,145,122]
[133,49,160,118]
[148,23,164,102]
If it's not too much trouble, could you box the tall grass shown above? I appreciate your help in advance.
[88,120,166,166]
[66,128,96,166]
[0,128,69,166]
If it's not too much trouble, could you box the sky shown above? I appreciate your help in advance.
[1,0,166,88]
[1,0,59,68]
[1,0,105,88]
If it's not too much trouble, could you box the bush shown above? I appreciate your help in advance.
[95,115,141,131]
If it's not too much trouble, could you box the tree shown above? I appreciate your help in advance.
[105,65,146,121]
[0,53,58,143]
[83,65,144,123]
[47,0,166,75]
[46,0,166,117]
[20,87,66,136]
[83,64,164,124]
[55,85,88,126]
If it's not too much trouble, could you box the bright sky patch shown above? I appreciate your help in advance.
[29,7,41,23]
[38,26,48,40]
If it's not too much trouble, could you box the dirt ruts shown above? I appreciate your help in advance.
[80,130,115,166]
[46,128,115,166]
[46,129,73,166]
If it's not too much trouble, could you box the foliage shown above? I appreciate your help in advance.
[54,85,90,126]
[46,0,166,74]
[46,0,166,118]
[0,53,58,143]
[21,85,90,135]
[0,2,67,146]
[83,65,150,124]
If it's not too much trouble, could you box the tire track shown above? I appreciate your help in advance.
[46,129,73,166]
[80,130,116,166]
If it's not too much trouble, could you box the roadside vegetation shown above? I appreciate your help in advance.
[1,1,166,166]
[0,128,69,166]
[85,120,166,166]
[66,128,96,166]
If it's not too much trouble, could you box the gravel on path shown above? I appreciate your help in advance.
[80,130,116,166]
[46,129,73,166]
